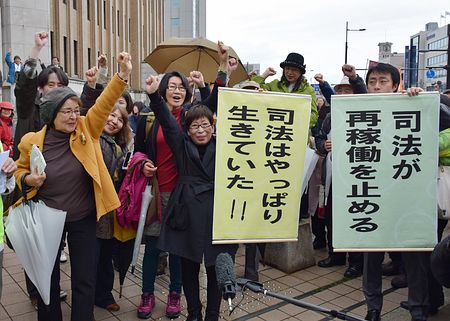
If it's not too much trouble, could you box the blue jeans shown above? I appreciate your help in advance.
[142,235,182,294]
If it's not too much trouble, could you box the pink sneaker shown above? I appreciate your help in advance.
[137,293,155,319]
[165,291,181,318]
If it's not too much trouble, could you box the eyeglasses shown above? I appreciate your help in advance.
[167,84,186,92]
[59,108,81,117]
[189,123,212,130]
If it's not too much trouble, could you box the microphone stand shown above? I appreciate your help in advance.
[237,279,366,321]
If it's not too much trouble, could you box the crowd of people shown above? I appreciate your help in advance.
[0,30,449,321]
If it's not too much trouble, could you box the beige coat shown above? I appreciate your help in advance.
[15,73,127,221]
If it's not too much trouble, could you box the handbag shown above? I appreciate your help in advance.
[437,165,450,220]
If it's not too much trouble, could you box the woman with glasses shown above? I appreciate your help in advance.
[133,69,189,320]
[14,53,132,321]
[140,41,236,321]
[134,41,234,320]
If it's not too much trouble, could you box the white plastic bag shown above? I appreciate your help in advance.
[438,165,450,220]
[30,144,46,175]
[5,200,66,305]
[301,147,320,195]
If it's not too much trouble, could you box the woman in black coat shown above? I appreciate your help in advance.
[144,69,237,321]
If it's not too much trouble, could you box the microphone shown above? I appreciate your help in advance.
[236,278,264,293]
[215,253,236,311]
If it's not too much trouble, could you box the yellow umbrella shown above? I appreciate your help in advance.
[144,37,249,86]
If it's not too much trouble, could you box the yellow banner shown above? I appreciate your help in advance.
[213,88,311,244]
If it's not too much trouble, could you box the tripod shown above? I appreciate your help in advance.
[236,278,366,321]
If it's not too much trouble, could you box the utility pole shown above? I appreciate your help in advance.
[446,24,450,89]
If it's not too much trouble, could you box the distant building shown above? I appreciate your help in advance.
[164,0,206,39]
[378,42,404,68]
[1,0,165,92]
[244,63,260,75]
[406,22,449,90]
[377,42,405,88]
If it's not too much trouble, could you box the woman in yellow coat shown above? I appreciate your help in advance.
[14,52,132,321]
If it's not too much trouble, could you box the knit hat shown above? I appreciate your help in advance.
[280,53,306,73]
[334,76,353,92]
[40,87,77,125]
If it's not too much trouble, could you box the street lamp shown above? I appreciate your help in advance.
[345,21,366,64]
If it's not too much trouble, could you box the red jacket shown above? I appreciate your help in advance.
[0,116,13,156]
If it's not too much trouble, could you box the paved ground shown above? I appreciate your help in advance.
[1,227,450,321]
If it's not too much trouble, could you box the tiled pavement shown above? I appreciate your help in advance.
[1,227,450,321]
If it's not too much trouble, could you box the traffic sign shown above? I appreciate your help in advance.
[426,69,436,78]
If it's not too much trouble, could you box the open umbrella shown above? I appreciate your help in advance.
[5,200,66,305]
[131,182,153,273]
[144,37,249,86]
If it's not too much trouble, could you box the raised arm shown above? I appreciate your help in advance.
[314,73,335,104]
[15,32,49,120]
[144,75,184,152]
[200,41,231,114]
[342,64,367,94]
[85,52,131,139]
[190,70,211,101]
[80,66,104,115]
[251,67,277,91]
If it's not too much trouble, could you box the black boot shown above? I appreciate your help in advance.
[365,309,380,321]
[186,310,203,321]
[204,311,219,321]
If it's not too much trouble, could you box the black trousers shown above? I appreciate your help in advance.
[37,214,97,321]
[403,219,448,321]
[311,210,326,244]
[95,238,116,308]
[181,257,222,321]
[244,243,266,281]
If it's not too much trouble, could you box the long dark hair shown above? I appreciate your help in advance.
[278,70,305,92]
[110,105,133,149]
[158,71,192,104]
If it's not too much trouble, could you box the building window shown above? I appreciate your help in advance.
[87,0,90,20]
[103,0,106,29]
[63,36,68,72]
[171,18,180,27]
[74,40,78,75]
[97,0,100,25]
[117,10,120,36]
[112,5,115,34]
[50,31,54,61]
[88,48,92,69]
[73,0,77,10]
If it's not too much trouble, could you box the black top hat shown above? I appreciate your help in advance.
[280,53,306,72]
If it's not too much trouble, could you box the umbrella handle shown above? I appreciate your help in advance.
[190,83,197,104]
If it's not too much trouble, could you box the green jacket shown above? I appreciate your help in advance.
[439,128,450,165]
[251,75,318,128]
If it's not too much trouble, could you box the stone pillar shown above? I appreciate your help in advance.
[264,220,316,274]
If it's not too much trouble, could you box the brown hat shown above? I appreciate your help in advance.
[239,80,260,90]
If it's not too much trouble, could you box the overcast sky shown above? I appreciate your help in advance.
[206,0,450,85]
